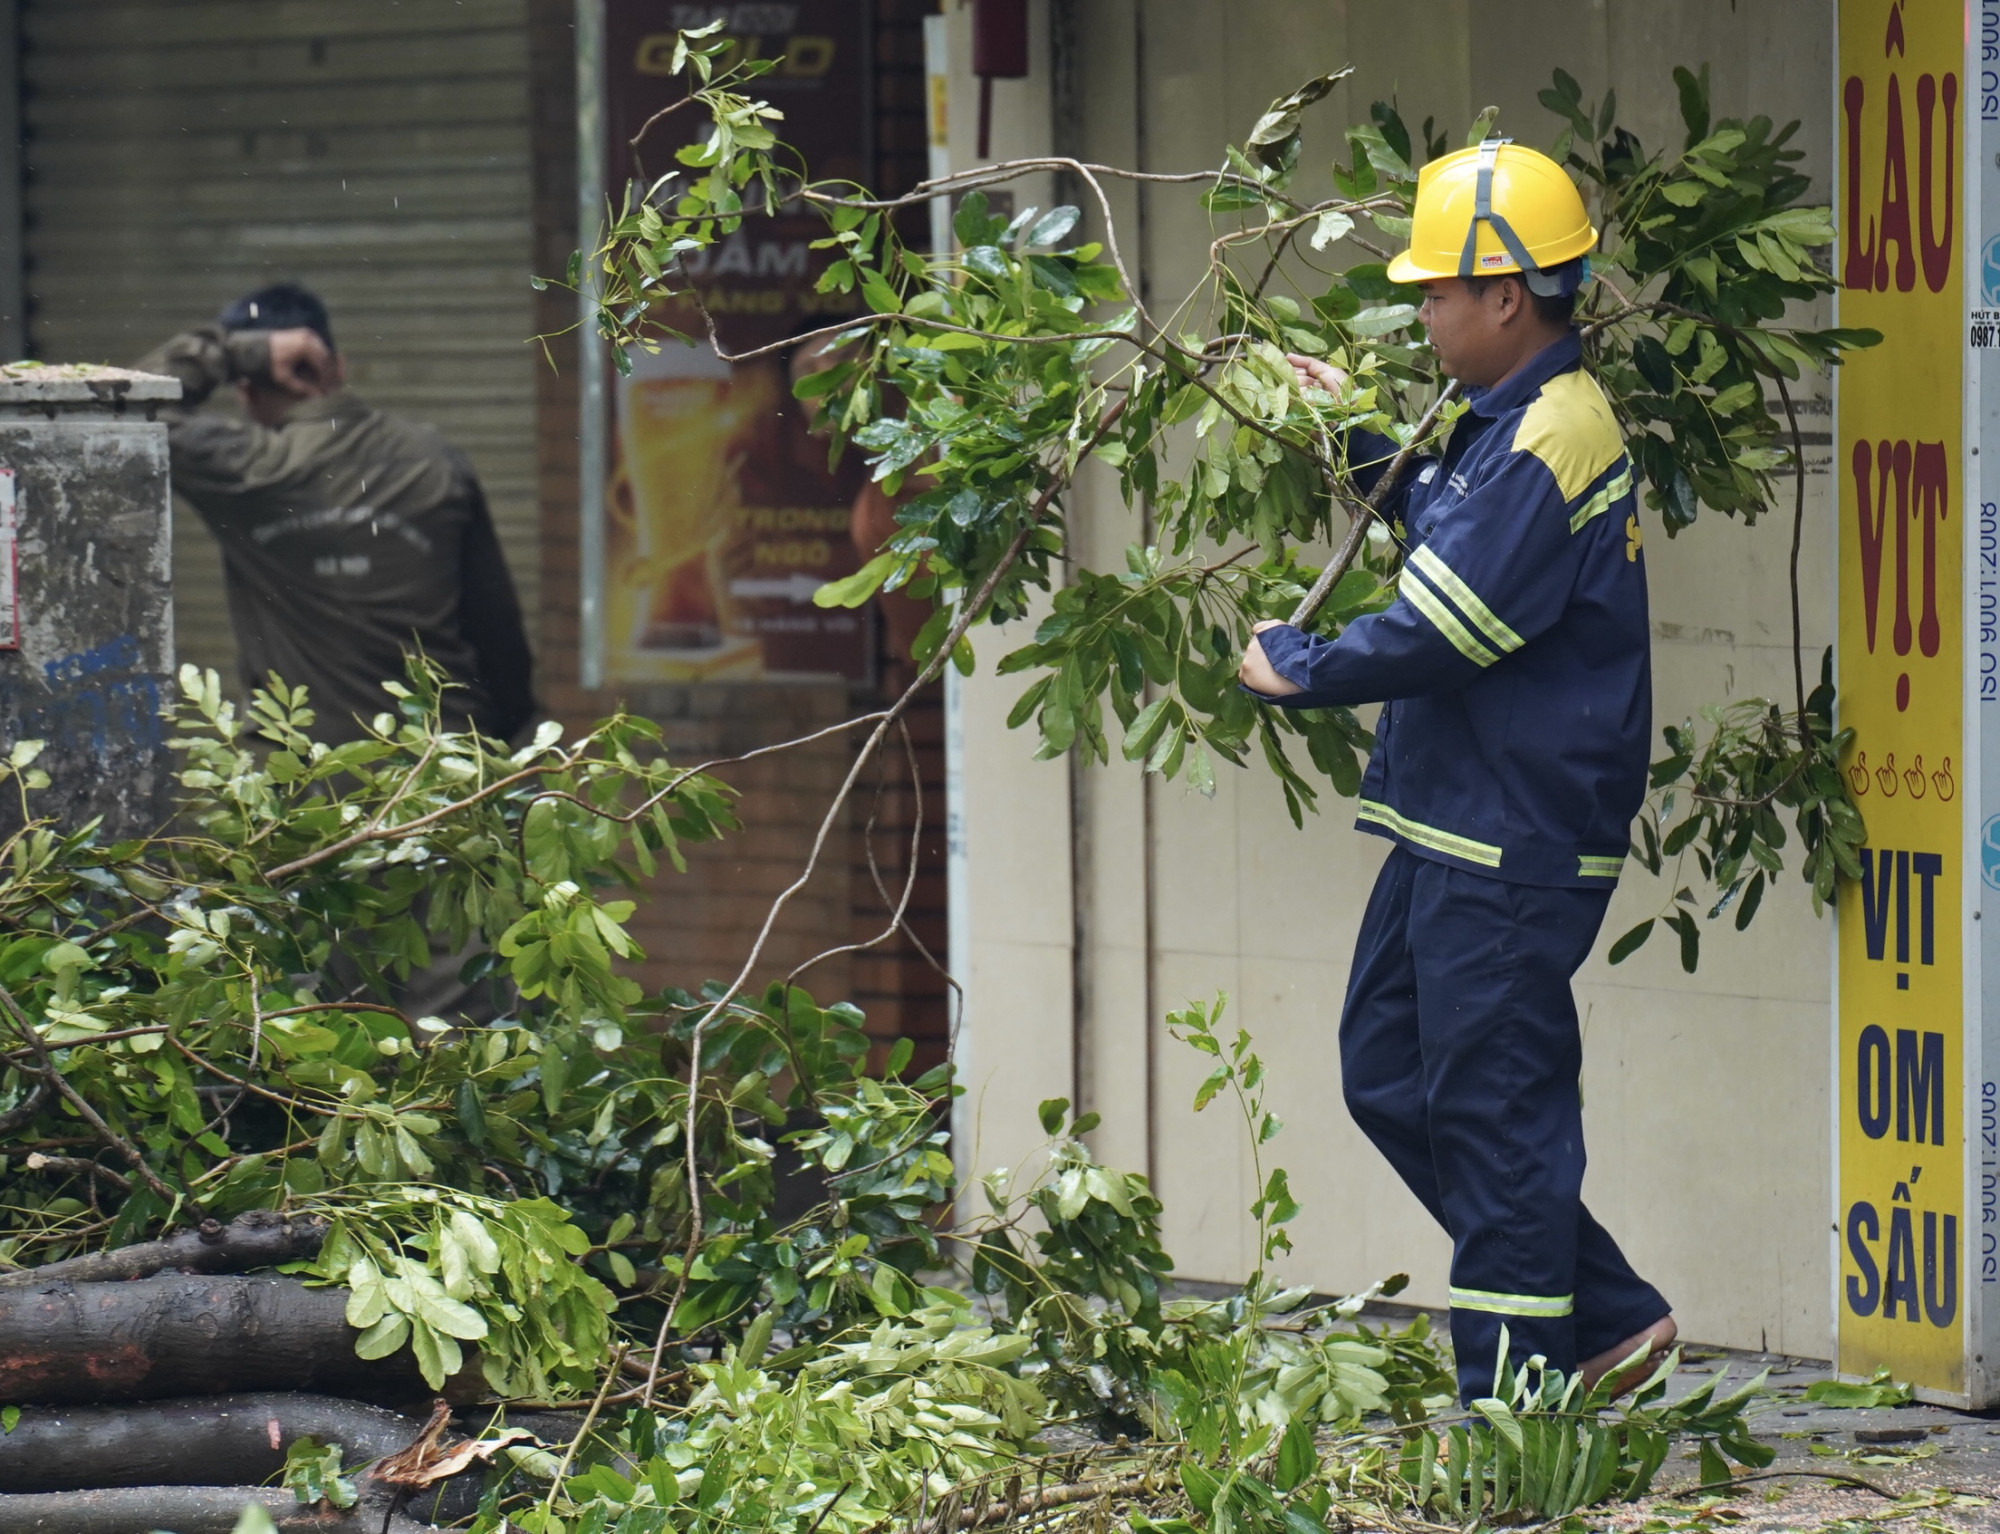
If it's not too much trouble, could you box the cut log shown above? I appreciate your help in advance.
[0,1393,423,1492]
[0,1212,327,1290]
[0,1275,460,1406]
[0,1483,436,1534]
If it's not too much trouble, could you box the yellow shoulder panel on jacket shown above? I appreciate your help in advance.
[1509,370,1625,503]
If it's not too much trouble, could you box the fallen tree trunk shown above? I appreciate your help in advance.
[0,1393,423,1492]
[0,1212,326,1291]
[0,1276,455,1405]
[0,1483,435,1534]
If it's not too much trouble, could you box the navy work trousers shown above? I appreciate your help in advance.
[1340,847,1668,1402]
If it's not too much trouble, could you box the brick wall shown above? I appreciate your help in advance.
[528,0,948,1070]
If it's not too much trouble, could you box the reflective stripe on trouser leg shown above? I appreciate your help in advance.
[1449,1287,1574,1318]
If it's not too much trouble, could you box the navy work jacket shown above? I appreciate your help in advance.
[1252,331,1649,889]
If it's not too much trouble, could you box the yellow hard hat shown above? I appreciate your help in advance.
[1386,139,1596,293]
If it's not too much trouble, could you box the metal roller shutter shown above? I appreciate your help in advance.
[20,0,539,687]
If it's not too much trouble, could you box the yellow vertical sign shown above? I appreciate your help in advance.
[1837,0,1966,1393]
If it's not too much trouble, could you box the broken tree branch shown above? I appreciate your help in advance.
[0,1393,425,1494]
[0,1211,327,1291]
[0,1276,443,1407]
[1287,382,1463,629]
[0,1482,435,1534]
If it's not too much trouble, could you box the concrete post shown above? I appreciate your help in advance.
[0,366,177,839]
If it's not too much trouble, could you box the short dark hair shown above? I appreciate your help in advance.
[217,282,336,352]
[1465,268,1578,328]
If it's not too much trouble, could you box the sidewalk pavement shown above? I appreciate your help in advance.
[1172,1287,2000,1527]
[1591,1343,2000,1532]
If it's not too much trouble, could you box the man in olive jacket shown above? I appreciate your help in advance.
[137,283,534,745]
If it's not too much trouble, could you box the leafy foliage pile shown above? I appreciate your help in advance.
[576,33,1876,964]
[0,34,1846,1534]
[0,665,1773,1532]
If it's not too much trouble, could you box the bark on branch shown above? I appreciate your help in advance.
[0,1393,424,1493]
[0,1276,450,1406]
[0,1482,435,1534]
[0,1212,326,1291]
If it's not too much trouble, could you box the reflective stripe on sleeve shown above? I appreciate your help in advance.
[1568,461,1634,534]
[1577,854,1626,880]
[1357,799,1504,869]
[1400,565,1501,667]
[1450,1286,1575,1318]
[1408,544,1523,657]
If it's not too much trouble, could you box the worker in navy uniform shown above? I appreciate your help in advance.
[1239,141,1675,1403]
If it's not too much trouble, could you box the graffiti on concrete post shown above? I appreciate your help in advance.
[20,634,162,760]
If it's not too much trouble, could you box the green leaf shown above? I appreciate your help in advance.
[1192,1065,1230,1112]
[353,1313,411,1361]
[1667,909,1700,973]
[1243,69,1351,173]
[1122,697,1173,761]
[1026,205,1081,247]
[1179,1462,1221,1515]
[814,551,901,609]
[1186,743,1216,798]
[1804,1368,1913,1408]
[1276,1415,1316,1491]
[1733,870,1766,931]
[1606,920,1654,965]
[1674,64,1711,145]
[1038,1097,1069,1135]
[858,266,902,314]
[1696,1437,1731,1488]
[1260,1166,1300,1225]
[1309,210,1354,251]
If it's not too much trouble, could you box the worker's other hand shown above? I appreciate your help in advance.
[265,328,334,397]
[1239,619,1303,698]
[1287,353,1349,399]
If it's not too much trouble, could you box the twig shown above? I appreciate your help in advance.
[1286,382,1462,629]
[165,1036,339,1117]
[18,1153,129,1192]
[806,1484,852,1534]
[543,1343,628,1518]
[645,397,1130,1408]
[955,1472,1153,1529]
[1715,1466,1897,1499]
[628,89,698,182]
[0,986,181,1212]
[800,156,1314,212]
[0,1080,49,1136]
[12,1024,169,1046]
[782,719,926,991]
[263,750,584,880]
[261,1000,414,1023]
[523,712,889,840]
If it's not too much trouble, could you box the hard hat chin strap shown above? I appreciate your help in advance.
[1457,137,1567,298]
